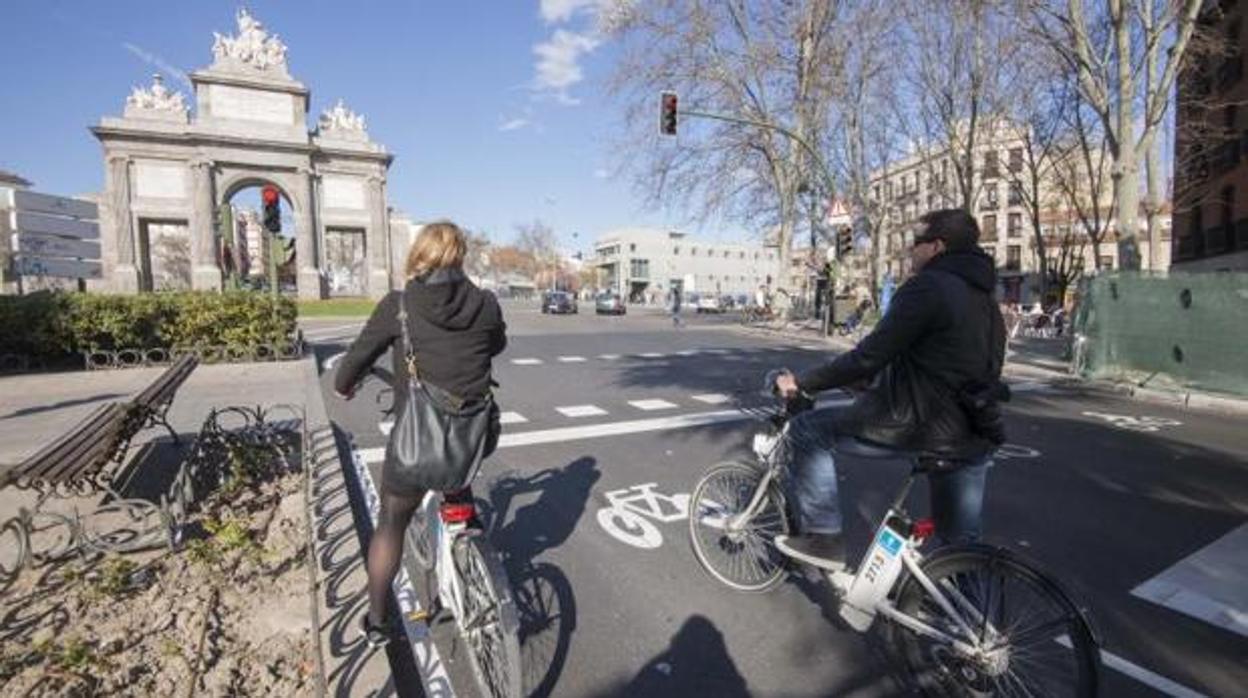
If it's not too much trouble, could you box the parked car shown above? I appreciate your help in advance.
[541,291,578,314]
[719,294,737,310]
[595,293,626,315]
[696,294,723,313]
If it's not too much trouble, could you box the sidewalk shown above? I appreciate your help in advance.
[0,359,395,696]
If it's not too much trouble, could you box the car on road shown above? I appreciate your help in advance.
[695,294,724,313]
[595,293,626,315]
[541,291,578,314]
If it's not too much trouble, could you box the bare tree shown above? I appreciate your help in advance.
[1032,0,1203,270]
[605,0,841,287]
[895,0,1031,212]
[514,219,563,290]
[1052,86,1119,272]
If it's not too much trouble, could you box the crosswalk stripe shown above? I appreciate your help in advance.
[500,411,528,425]
[629,399,678,411]
[556,405,608,418]
[511,358,543,365]
[691,393,731,405]
[557,356,587,362]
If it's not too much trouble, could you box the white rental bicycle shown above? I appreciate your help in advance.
[688,373,1101,696]
[367,367,522,698]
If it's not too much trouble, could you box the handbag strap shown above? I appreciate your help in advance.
[396,290,421,384]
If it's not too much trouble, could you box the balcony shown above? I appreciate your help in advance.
[1216,139,1241,173]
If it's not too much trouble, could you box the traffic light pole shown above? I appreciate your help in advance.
[676,107,840,333]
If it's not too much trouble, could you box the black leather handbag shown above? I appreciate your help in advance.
[386,292,499,491]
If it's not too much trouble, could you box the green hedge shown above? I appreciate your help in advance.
[0,291,297,358]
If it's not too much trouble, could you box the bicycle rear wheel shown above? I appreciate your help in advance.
[453,536,522,698]
[688,461,790,593]
[889,545,1100,697]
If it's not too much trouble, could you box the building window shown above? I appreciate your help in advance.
[1007,245,1021,270]
[982,214,998,242]
[691,247,697,256]
[1008,182,1023,206]
[629,259,650,279]
[1008,148,1023,172]
[629,243,636,252]
[673,246,680,255]
[739,251,745,259]
[984,151,1000,178]
[1008,212,1022,238]
[1099,255,1114,269]
[724,250,730,258]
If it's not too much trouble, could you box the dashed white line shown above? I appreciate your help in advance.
[511,358,543,365]
[629,399,678,411]
[638,352,665,358]
[675,350,700,356]
[1056,636,1206,698]
[691,393,732,405]
[556,405,609,418]
[557,356,587,363]
[499,411,528,425]
[598,354,622,360]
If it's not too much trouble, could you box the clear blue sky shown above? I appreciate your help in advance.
[0,1,744,252]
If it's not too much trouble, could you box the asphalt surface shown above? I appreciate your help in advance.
[305,300,1248,697]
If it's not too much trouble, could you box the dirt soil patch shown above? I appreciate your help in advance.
[0,463,318,696]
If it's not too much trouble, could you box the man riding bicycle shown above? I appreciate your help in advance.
[773,209,1007,570]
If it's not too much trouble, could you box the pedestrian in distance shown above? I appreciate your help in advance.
[334,220,507,648]
[670,289,684,327]
[772,209,1008,570]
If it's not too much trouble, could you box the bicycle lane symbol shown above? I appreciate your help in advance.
[595,483,692,550]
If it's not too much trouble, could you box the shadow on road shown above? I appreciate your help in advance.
[483,456,600,698]
[591,614,751,697]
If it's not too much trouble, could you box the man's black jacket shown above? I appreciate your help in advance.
[798,250,1006,459]
[334,268,507,403]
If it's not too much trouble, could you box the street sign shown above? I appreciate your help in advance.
[14,255,102,279]
[13,190,97,220]
[14,232,101,259]
[14,211,99,240]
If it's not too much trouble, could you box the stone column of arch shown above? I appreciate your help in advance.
[189,158,222,291]
[366,173,390,299]
[294,167,324,299]
[105,154,141,293]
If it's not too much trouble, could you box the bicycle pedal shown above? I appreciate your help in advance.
[406,609,431,623]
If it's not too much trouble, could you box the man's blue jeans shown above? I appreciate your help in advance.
[785,407,992,545]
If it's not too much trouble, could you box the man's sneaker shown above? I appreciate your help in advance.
[775,533,846,571]
[360,614,394,649]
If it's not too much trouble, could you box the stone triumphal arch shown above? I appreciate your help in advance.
[92,9,398,299]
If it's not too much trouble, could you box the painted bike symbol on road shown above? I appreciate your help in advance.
[596,483,690,550]
[1082,411,1181,432]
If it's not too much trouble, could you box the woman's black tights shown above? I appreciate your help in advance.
[366,489,424,627]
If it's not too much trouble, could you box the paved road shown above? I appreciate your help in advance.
[306,302,1248,697]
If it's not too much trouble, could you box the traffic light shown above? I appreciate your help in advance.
[837,227,853,259]
[659,92,678,136]
[262,185,281,233]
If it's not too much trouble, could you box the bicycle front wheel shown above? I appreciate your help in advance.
[688,461,790,593]
[890,545,1100,697]
[454,536,522,698]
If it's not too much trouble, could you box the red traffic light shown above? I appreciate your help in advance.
[660,92,678,136]
[261,185,280,206]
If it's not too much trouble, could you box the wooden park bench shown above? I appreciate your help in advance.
[0,355,200,585]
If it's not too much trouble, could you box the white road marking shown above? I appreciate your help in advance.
[302,323,364,338]
[348,448,454,696]
[629,399,678,411]
[511,358,543,365]
[1131,523,1248,639]
[691,393,731,405]
[499,411,528,425]
[1056,636,1207,698]
[598,354,622,360]
[675,350,700,356]
[1082,411,1182,432]
[799,344,824,351]
[380,420,393,436]
[556,405,609,418]
[323,352,345,371]
[557,356,587,363]
[702,349,730,355]
[638,352,665,358]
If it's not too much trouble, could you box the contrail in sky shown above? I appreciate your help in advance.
[122,42,192,90]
